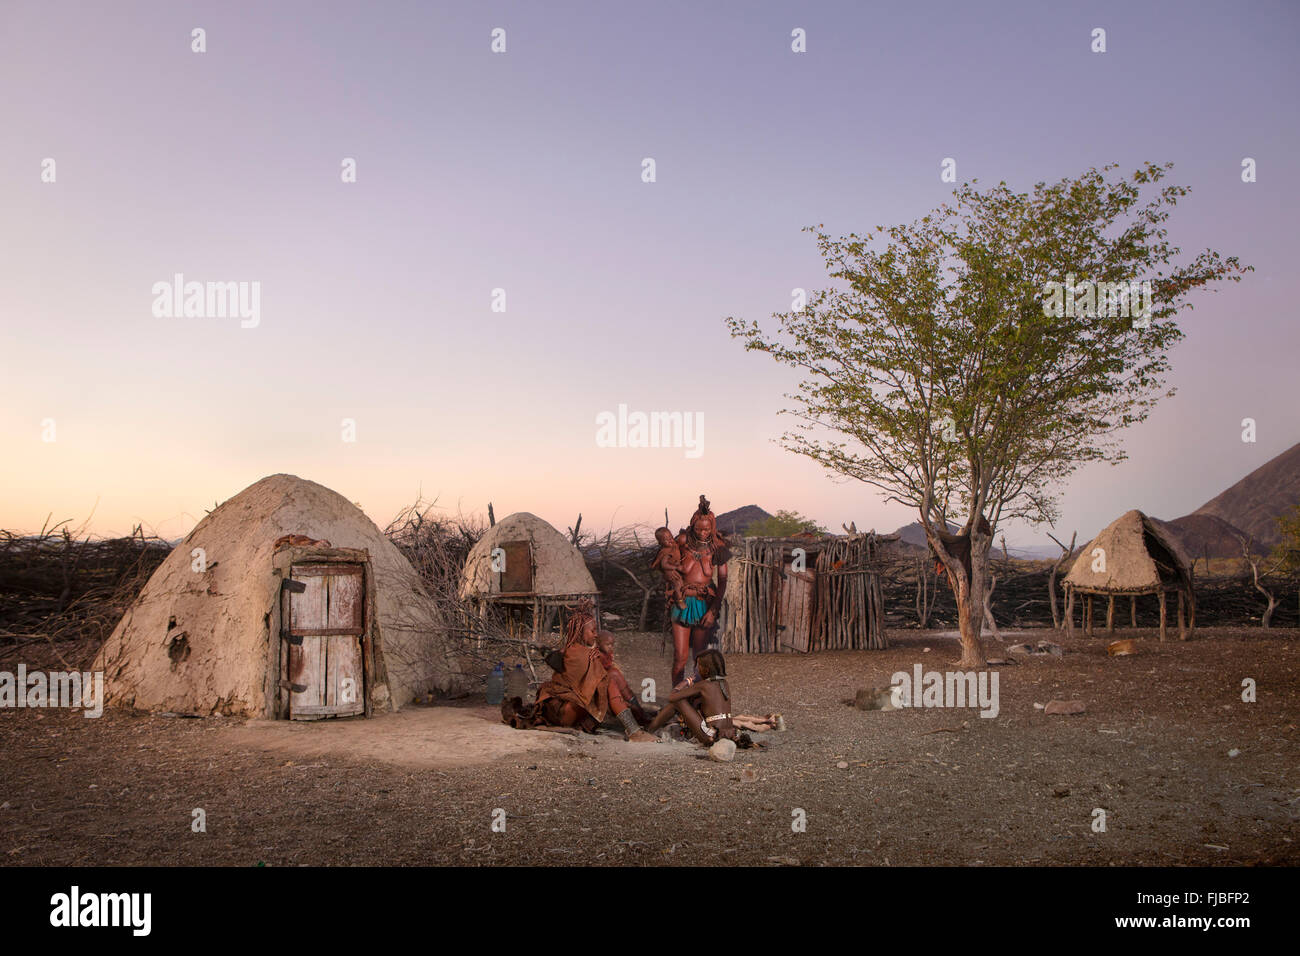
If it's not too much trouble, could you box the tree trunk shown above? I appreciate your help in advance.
[1048,566,1060,629]
[1046,531,1076,633]
[922,517,988,668]
[1262,596,1278,629]
[982,573,1003,642]
[956,533,990,668]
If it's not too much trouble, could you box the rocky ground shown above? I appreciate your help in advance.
[1,627,1296,866]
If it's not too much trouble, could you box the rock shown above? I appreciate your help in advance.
[1044,699,1086,715]
[740,768,759,782]
[1036,641,1064,656]
[1007,643,1035,655]
[1228,748,1240,758]
[709,739,737,762]
[836,760,849,769]
[1053,786,1070,798]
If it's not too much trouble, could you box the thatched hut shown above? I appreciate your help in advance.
[459,512,598,640]
[1064,509,1195,640]
[718,532,890,653]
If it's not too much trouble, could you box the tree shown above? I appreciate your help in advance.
[1270,504,1300,623]
[1046,530,1077,630]
[746,509,827,537]
[1238,533,1281,629]
[727,163,1248,666]
[1272,503,1300,575]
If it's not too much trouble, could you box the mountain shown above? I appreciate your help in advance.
[1163,512,1253,560]
[715,504,773,536]
[1181,441,1300,550]
[891,520,959,551]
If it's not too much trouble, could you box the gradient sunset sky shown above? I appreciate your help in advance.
[2,0,1296,544]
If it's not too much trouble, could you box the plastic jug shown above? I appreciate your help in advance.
[486,662,505,706]
[504,664,528,701]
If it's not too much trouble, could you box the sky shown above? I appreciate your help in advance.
[1,0,1297,545]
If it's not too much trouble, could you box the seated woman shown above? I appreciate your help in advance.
[502,600,655,742]
[644,649,752,747]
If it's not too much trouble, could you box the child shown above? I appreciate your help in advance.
[645,649,752,748]
[595,631,653,727]
[650,526,687,611]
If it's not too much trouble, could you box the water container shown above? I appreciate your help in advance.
[486,663,505,706]
[505,664,528,701]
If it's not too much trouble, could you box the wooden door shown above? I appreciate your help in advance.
[285,563,365,719]
[778,564,816,653]
[497,540,534,594]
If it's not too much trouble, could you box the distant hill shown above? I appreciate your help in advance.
[715,504,773,536]
[889,520,1061,559]
[891,520,959,551]
[1181,441,1300,551]
[1163,512,1253,560]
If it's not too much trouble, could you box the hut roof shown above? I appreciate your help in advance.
[459,512,596,600]
[1065,509,1193,595]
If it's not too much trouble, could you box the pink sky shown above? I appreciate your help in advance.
[2,1,1296,545]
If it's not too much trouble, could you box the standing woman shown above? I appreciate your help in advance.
[667,496,731,687]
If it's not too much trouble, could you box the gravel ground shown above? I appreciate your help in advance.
[1,627,1296,866]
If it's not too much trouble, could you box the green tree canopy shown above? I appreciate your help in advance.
[746,509,828,537]
[727,163,1248,665]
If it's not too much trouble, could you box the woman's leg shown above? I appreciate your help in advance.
[645,701,678,734]
[671,621,692,685]
[675,700,714,745]
[690,625,711,663]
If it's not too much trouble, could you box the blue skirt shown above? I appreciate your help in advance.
[671,596,709,625]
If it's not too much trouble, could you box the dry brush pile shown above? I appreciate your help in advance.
[0,519,172,667]
[878,550,1300,631]
[575,522,670,632]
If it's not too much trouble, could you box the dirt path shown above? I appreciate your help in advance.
[1,627,1296,866]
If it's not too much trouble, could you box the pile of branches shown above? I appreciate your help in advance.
[574,522,669,632]
[383,497,555,679]
[1194,572,1300,629]
[879,550,1300,631]
[383,497,486,597]
[0,518,171,664]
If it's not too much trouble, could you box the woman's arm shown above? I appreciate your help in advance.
[668,679,703,703]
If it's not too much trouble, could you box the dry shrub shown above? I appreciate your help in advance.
[0,517,171,668]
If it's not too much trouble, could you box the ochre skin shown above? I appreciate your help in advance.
[645,651,735,744]
[595,631,651,726]
[529,604,656,741]
[670,510,729,685]
[651,527,687,610]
